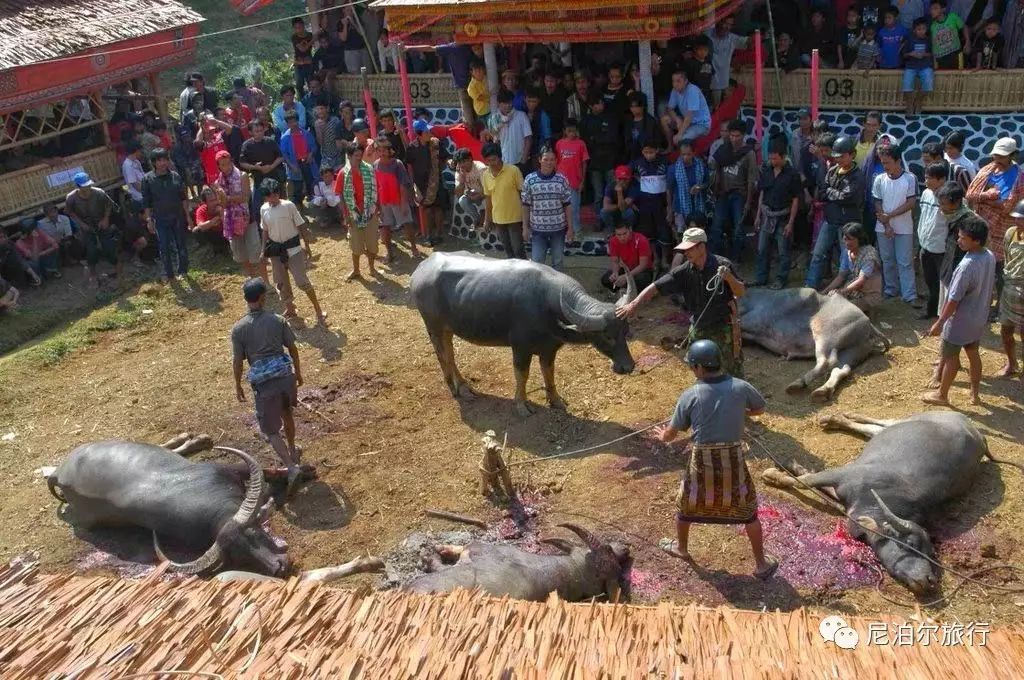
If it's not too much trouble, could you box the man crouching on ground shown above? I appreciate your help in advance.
[654,339,779,580]
[232,278,304,496]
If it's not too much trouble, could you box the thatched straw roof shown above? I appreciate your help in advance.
[2,560,1023,678]
[0,0,204,70]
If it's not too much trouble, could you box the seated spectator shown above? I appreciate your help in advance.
[929,0,970,70]
[667,140,709,237]
[467,60,490,120]
[901,18,934,114]
[0,275,18,313]
[853,23,881,71]
[837,7,863,69]
[37,204,81,265]
[823,222,883,314]
[769,33,801,72]
[878,7,910,69]
[15,217,60,280]
[453,147,487,228]
[600,165,641,231]
[0,228,40,288]
[800,9,837,68]
[624,92,664,162]
[312,166,343,229]
[660,69,712,147]
[972,18,1003,70]
[682,36,715,104]
[602,222,653,292]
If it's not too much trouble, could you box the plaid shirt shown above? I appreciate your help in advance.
[341,161,378,227]
[668,157,709,218]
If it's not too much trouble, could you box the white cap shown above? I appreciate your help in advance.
[990,137,1019,157]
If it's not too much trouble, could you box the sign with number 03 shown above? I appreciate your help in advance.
[824,78,855,99]
[409,81,433,100]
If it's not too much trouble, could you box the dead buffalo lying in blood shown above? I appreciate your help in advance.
[46,439,309,577]
[404,524,630,602]
[762,411,1018,595]
[739,287,890,401]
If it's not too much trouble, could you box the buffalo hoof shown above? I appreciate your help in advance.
[817,414,839,429]
[514,401,535,418]
[811,388,833,403]
[456,383,477,399]
[784,381,805,395]
[547,395,567,411]
[761,467,790,487]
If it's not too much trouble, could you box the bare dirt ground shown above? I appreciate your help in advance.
[1,226,1022,624]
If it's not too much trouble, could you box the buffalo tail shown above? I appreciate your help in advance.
[869,323,892,353]
[46,475,66,503]
[983,439,1024,473]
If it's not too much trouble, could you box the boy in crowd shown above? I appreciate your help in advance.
[706,15,748,109]
[753,144,802,289]
[878,7,909,69]
[837,7,863,69]
[486,90,532,173]
[525,90,553,157]
[631,140,672,272]
[943,130,977,191]
[708,119,757,261]
[279,112,317,206]
[923,216,994,406]
[667,140,709,240]
[454,148,487,229]
[481,141,526,259]
[521,147,573,271]
[853,23,881,72]
[601,63,630,121]
[661,69,712,147]
[37,204,80,265]
[682,36,715,105]
[600,165,641,232]
[407,119,449,246]
[918,163,949,319]
[555,118,589,235]
[901,19,934,114]
[873,146,919,304]
[312,166,342,229]
[972,18,1004,70]
[929,0,971,70]
[378,111,407,162]
[624,92,663,163]
[291,18,315,96]
[467,60,490,120]
[338,145,379,280]
[373,136,420,262]
[800,9,837,68]
[581,94,622,214]
[921,142,946,171]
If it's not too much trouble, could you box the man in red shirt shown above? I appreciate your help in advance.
[602,222,653,291]
[225,93,253,140]
[15,217,60,281]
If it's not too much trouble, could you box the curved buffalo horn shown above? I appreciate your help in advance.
[540,538,576,554]
[557,523,602,550]
[870,489,917,535]
[214,446,265,528]
[615,267,639,309]
[152,531,223,575]
[559,289,609,333]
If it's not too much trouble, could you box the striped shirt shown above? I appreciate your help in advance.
[521,171,572,232]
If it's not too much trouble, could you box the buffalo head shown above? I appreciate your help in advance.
[553,523,631,601]
[856,490,938,595]
[153,447,290,577]
[559,270,637,375]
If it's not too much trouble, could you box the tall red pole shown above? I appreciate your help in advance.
[810,49,821,121]
[397,45,427,238]
[753,30,763,160]
[360,67,378,137]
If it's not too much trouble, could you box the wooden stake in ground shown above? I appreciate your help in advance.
[479,430,515,498]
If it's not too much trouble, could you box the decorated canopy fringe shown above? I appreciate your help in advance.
[1,561,1024,678]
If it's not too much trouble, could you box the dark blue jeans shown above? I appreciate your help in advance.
[154,216,189,278]
[805,219,840,289]
[754,221,792,286]
[711,191,746,260]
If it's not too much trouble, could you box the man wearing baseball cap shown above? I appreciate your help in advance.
[617,226,747,376]
[231,277,305,496]
[966,137,1024,319]
[65,172,120,287]
[599,165,640,231]
[805,134,864,290]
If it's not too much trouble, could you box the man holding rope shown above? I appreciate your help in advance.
[616,227,746,376]
[653,339,779,580]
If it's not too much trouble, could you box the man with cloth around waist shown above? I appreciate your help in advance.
[653,339,778,579]
[232,278,305,496]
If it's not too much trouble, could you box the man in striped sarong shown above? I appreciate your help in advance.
[654,339,779,580]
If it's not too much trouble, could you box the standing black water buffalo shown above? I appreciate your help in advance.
[405,524,630,602]
[47,441,289,576]
[410,252,636,416]
[739,288,890,401]
[762,411,1004,594]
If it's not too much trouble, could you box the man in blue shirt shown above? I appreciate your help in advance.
[652,339,778,580]
[660,69,712,148]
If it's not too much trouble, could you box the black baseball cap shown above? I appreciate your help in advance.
[243,278,267,302]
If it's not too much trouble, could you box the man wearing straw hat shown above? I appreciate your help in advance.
[653,339,779,580]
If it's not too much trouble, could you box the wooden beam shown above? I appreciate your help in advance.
[148,73,168,121]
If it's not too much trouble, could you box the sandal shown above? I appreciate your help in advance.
[755,555,779,580]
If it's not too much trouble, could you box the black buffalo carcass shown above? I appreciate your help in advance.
[739,288,891,401]
[410,252,636,416]
[762,411,1007,594]
[47,441,289,576]
[404,524,630,602]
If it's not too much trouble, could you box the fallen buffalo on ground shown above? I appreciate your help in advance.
[739,288,890,401]
[410,252,636,417]
[404,524,630,601]
[47,441,289,576]
[762,411,1016,594]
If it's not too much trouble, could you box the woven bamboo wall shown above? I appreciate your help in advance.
[0,147,119,221]
[1,563,1023,678]
[735,68,1024,113]
[332,74,458,108]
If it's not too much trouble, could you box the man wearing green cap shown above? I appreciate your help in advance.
[617,226,747,376]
